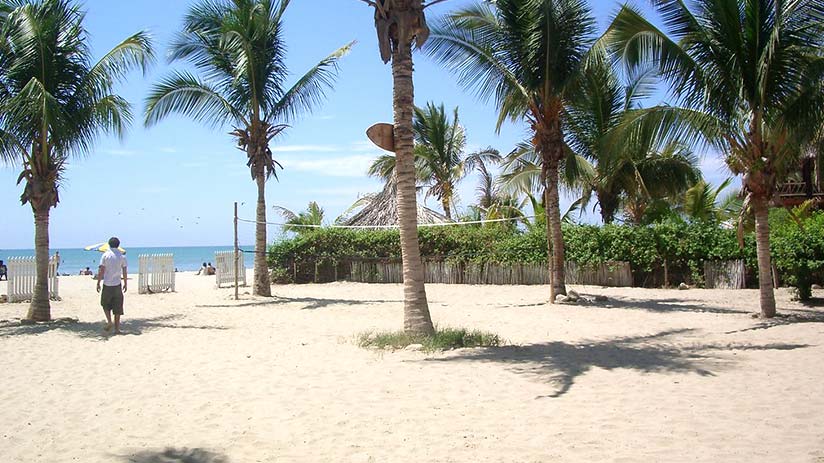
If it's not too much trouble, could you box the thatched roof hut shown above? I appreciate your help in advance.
[337,181,452,227]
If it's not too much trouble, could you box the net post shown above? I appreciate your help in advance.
[234,201,239,301]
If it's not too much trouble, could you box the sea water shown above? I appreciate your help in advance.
[0,245,256,275]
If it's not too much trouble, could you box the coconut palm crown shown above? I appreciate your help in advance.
[609,0,824,317]
[145,0,353,297]
[0,0,153,321]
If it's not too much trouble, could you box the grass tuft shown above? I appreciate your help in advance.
[358,327,503,352]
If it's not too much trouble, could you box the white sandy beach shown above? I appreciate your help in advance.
[1,272,823,462]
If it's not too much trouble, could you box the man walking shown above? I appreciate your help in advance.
[96,237,127,334]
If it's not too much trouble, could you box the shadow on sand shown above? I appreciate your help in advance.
[426,329,809,398]
[0,314,229,340]
[509,294,752,315]
[590,296,753,315]
[725,308,824,333]
[119,447,229,463]
[197,295,401,311]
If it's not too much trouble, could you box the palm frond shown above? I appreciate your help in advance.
[426,2,532,131]
[367,153,397,182]
[145,71,245,128]
[607,4,704,106]
[85,31,155,99]
[270,41,354,122]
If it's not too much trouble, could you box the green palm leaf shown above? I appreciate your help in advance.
[145,71,246,128]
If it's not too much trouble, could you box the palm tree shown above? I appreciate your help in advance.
[145,0,352,297]
[0,0,153,321]
[617,143,702,224]
[499,141,591,231]
[682,178,740,223]
[467,152,524,226]
[413,102,499,219]
[609,1,824,317]
[360,0,440,335]
[428,0,597,302]
[368,102,500,219]
[565,50,701,224]
[274,201,325,234]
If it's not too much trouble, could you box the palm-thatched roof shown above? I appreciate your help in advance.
[337,181,452,227]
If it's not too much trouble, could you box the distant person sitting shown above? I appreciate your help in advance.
[0,260,7,281]
[206,262,216,276]
[80,267,94,276]
[196,262,208,275]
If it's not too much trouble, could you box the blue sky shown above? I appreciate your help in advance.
[0,0,731,249]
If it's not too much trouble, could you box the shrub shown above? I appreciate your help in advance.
[771,212,824,300]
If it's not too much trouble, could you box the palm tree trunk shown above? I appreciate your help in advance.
[752,197,776,318]
[27,206,51,321]
[597,190,618,225]
[253,171,272,297]
[545,158,566,302]
[393,36,434,336]
[441,197,452,220]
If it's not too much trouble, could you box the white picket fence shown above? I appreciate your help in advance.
[215,251,246,288]
[6,256,59,302]
[138,254,175,294]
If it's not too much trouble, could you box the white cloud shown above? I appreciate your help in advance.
[279,154,375,177]
[160,147,178,154]
[104,149,136,156]
[349,140,379,152]
[270,144,341,153]
[700,156,728,173]
[304,187,372,197]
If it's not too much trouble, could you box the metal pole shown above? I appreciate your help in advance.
[234,201,239,301]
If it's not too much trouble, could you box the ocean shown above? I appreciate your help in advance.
[0,245,256,275]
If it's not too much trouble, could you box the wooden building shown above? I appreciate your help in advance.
[777,154,823,207]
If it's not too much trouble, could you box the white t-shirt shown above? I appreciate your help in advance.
[99,249,127,287]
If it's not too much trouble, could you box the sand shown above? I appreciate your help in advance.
[0,272,823,462]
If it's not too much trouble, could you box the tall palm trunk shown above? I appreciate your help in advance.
[253,165,272,297]
[27,205,51,321]
[393,37,434,336]
[752,197,776,318]
[545,157,566,302]
[540,112,567,303]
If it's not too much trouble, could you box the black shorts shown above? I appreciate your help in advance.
[101,284,124,315]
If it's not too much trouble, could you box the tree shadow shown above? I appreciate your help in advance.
[197,296,401,311]
[799,297,824,308]
[724,309,824,333]
[588,296,752,315]
[119,447,229,463]
[426,329,809,398]
[0,314,229,340]
[507,296,750,315]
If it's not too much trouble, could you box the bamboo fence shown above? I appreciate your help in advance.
[704,260,746,289]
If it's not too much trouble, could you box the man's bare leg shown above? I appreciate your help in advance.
[114,314,121,334]
[103,310,112,332]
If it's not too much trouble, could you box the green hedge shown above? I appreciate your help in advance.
[269,212,824,295]
[770,210,824,299]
